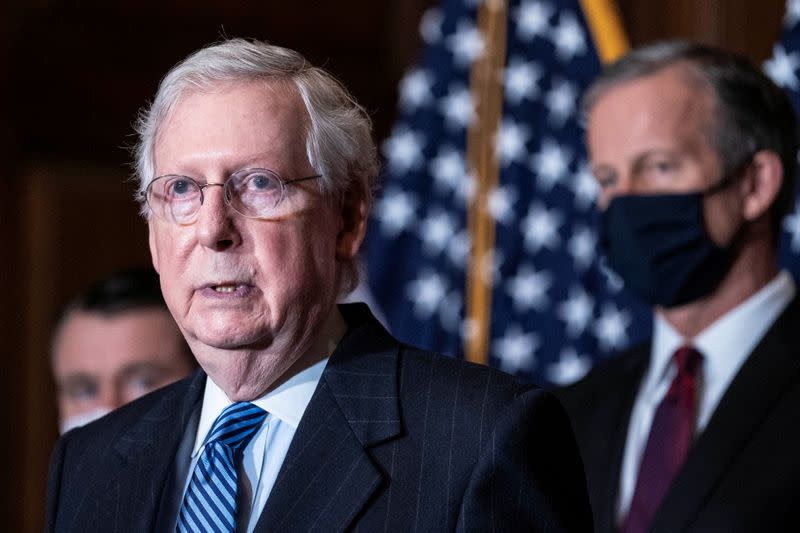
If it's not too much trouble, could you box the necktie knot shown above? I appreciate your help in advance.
[207,402,267,453]
[673,345,702,377]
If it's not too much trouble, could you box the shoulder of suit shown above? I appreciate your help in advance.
[554,342,649,410]
[397,343,533,398]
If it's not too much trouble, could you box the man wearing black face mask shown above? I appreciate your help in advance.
[556,41,800,533]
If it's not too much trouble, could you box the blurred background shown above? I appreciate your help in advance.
[0,0,785,529]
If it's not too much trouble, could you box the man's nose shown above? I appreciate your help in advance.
[601,174,636,207]
[615,176,637,196]
[98,384,124,411]
[196,184,242,251]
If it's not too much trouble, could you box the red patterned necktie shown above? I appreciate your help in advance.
[622,346,702,533]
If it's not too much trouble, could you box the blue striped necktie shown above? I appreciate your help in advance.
[176,402,268,533]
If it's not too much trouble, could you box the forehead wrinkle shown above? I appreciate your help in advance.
[645,65,716,151]
[590,66,716,170]
[154,79,312,178]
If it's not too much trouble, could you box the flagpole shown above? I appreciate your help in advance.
[465,0,508,364]
[579,0,629,63]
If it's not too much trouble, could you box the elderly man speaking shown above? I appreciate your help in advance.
[45,39,591,532]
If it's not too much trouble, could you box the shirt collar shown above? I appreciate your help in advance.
[191,357,328,458]
[649,271,795,394]
[189,307,347,458]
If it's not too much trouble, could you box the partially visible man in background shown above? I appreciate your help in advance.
[557,41,800,532]
[51,268,196,433]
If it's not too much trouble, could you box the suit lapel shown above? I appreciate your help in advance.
[651,298,800,532]
[255,304,402,532]
[105,370,205,532]
[590,347,649,533]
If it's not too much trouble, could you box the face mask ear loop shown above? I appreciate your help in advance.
[702,150,758,197]
[702,151,758,252]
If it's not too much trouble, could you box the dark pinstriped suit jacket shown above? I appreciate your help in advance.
[46,303,592,532]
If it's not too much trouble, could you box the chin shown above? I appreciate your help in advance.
[186,309,267,345]
[191,325,273,351]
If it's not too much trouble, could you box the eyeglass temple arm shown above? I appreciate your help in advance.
[284,174,322,185]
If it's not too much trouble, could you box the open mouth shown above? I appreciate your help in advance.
[200,282,254,297]
[212,284,240,293]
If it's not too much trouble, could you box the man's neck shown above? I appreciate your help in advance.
[193,306,348,402]
[658,243,778,338]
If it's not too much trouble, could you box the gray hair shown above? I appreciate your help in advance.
[582,40,798,238]
[133,38,380,293]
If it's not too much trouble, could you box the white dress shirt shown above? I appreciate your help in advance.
[616,271,796,523]
[180,357,328,533]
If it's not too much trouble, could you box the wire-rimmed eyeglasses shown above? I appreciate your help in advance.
[141,168,322,224]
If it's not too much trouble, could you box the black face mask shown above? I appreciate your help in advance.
[599,185,742,308]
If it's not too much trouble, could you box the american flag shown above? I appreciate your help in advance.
[766,0,800,275]
[364,0,800,387]
[364,0,651,387]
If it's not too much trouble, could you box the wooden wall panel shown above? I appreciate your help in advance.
[618,0,785,62]
[3,2,24,531]
[20,164,150,529]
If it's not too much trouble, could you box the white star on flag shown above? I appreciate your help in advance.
[504,58,543,104]
[545,347,592,385]
[505,264,552,311]
[551,12,587,61]
[784,207,800,252]
[571,161,599,210]
[496,118,532,166]
[530,138,572,190]
[487,185,518,225]
[765,45,800,90]
[446,20,485,67]
[515,0,553,41]
[407,271,449,318]
[598,257,625,293]
[439,84,476,129]
[430,145,467,194]
[557,285,594,338]
[593,303,632,352]
[568,225,597,271]
[375,188,418,237]
[399,69,435,111]
[521,202,563,252]
[786,0,800,27]
[420,7,444,44]
[455,172,477,203]
[545,78,578,126]
[383,127,425,173]
[447,230,471,269]
[439,291,464,333]
[419,209,459,255]
[492,325,540,374]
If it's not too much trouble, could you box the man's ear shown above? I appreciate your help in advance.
[336,184,369,260]
[742,150,783,221]
[148,221,161,273]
